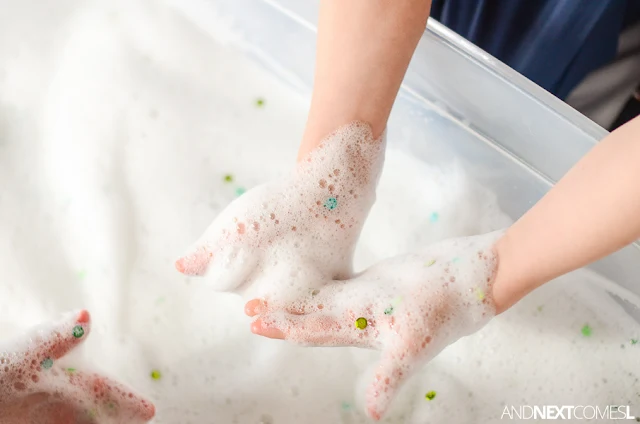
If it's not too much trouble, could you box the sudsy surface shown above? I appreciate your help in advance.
[0,1,638,423]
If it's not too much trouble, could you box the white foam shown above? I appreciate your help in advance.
[0,1,638,423]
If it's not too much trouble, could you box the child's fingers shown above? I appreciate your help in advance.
[366,343,419,421]
[244,297,321,317]
[252,312,375,347]
[245,299,264,317]
[28,310,91,362]
[251,314,341,345]
[175,244,215,276]
[61,371,155,421]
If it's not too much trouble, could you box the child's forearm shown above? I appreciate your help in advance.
[492,116,640,313]
[298,0,432,160]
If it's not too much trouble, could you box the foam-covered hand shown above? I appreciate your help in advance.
[175,122,385,295]
[247,232,502,420]
[0,311,155,424]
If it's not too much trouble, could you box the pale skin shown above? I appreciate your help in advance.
[254,0,640,316]
[241,0,640,417]
[174,0,640,420]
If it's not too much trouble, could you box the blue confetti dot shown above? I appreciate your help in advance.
[324,197,338,210]
[429,212,439,223]
[41,357,53,369]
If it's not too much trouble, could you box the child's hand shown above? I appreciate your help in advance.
[0,310,155,424]
[246,232,502,420]
[175,122,385,295]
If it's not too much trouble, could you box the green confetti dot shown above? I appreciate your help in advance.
[384,306,394,315]
[429,212,439,223]
[355,317,368,330]
[391,296,403,307]
[452,257,461,264]
[255,98,265,107]
[66,368,76,373]
[223,174,234,183]
[425,259,436,267]
[72,325,85,338]
[631,339,638,345]
[151,370,162,380]
[474,288,485,301]
[581,324,592,337]
[537,305,544,312]
[41,358,53,369]
[340,401,352,411]
[324,197,338,210]
[235,187,246,196]
[425,391,437,401]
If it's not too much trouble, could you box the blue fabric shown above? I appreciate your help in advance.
[430,0,640,99]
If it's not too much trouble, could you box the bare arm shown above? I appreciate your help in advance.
[297,0,432,160]
[493,115,640,313]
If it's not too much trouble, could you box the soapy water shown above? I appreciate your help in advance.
[0,1,638,423]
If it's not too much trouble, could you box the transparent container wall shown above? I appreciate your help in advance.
[171,0,640,316]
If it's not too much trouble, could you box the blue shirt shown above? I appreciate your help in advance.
[430,0,640,99]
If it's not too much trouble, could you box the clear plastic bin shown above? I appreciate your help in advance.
[171,0,640,321]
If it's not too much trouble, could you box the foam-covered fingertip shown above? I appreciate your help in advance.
[175,258,186,273]
[250,318,285,339]
[245,299,265,316]
[76,309,90,324]
[175,248,213,276]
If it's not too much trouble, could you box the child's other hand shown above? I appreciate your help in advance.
[0,310,155,424]
[246,232,502,420]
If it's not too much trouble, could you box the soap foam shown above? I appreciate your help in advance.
[177,122,386,301]
[0,1,638,423]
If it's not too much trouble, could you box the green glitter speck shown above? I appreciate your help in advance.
[384,306,394,315]
[452,257,461,263]
[66,368,76,373]
[537,305,544,312]
[581,324,592,337]
[340,401,352,411]
[223,174,234,183]
[235,187,246,196]
[631,339,638,345]
[355,317,368,330]
[429,212,439,223]
[324,197,338,210]
[256,98,265,107]
[151,370,162,380]
[474,288,485,301]
[72,325,85,338]
[41,358,53,369]
[425,259,436,267]
[425,391,436,401]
